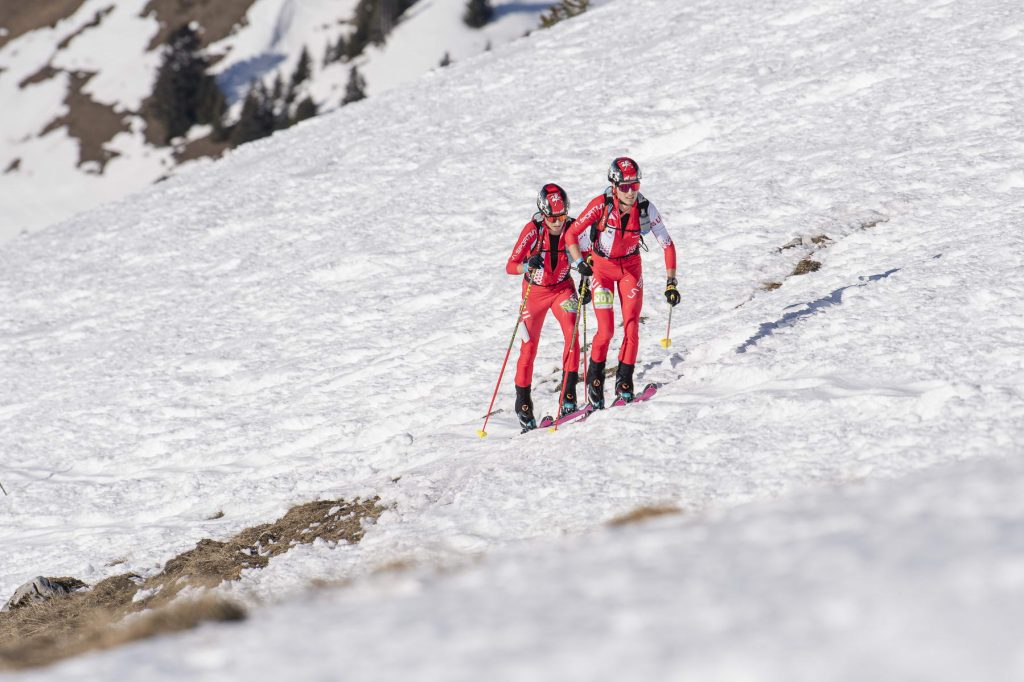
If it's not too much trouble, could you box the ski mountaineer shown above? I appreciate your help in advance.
[506,183,592,432]
[565,157,679,408]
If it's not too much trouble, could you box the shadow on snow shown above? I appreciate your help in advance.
[736,266,912,354]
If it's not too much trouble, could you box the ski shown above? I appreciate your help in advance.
[611,382,658,408]
[537,383,659,431]
[539,403,594,429]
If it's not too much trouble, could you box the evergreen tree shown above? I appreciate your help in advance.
[347,0,374,58]
[196,73,227,139]
[289,46,312,98]
[152,23,220,143]
[331,34,348,63]
[539,0,590,28]
[463,0,494,28]
[439,51,452,68]
[230,80,274,146]
[348,0,418,58]
[293,96,319,124]
[269,72,289,130]
[342,65,367,105]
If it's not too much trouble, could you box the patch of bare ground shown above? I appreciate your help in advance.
[0,0,88,50]
[792,258,821,276]
[142,0,258,50]
[39,71,131,172]
[174,131,231,164]
[607,504,682,527]
[0,497,383,672]
[4,158,20,174]
[18,65,60,89]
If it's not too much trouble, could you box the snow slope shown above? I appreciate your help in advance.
[2,0,1023,677]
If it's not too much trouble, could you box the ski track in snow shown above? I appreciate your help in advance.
[2,0,1024,678]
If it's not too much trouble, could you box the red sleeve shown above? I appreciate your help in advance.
[663,242,677,270]
[506,221,538,275]
[565,196,605,248]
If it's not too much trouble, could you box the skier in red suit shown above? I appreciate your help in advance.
[566,157,678,408]
[506,183,591,431]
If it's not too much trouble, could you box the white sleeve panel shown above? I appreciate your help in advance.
[648,202,673,249]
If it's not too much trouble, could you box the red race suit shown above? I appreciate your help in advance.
[566,188,676,365]
[506,214,583,388]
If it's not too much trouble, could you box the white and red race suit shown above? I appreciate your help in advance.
[506,214,583,388]
[566,189,676,365]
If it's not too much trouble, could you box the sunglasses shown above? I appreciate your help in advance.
[616,182,640,192]
[544,213,568,221]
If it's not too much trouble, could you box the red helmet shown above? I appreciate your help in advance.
[608,157,642,184]
[536,183,569,217]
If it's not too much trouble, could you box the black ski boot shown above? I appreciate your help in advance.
[515,385,537,433]
[615,362,636,403]
[586,360,606,409]
[558,371,580,417]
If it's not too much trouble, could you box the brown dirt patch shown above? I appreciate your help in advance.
[0,593,244,671]
[607,504,681,527]
[761,281,782,291]
[39,71,131,171]
[0,0,87,50]
[174,131,231,164]
[141,497,383,608]
[792,258,822,276]
[0,496,383,671]
[18,65,60,89]
[4,159,20,174]
[142,0,258,50]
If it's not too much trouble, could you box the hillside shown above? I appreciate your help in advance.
[0,0,549,242]
[1,0,1023,678]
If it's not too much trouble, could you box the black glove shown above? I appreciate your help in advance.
[665,277,680,307]
[575,258,593,277]
[527,254,544,271]
[579,279,592,306]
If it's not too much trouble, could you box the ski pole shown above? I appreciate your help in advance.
[0,479,7,496]
[477,280,534,437]
[552,277,589,431]
[582,287,589,402]
[660,305,673,349]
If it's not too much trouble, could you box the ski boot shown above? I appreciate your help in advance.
[515,385,537,433]
[586,359,606,409]
[615,362,635,403]
[558,371,580,418]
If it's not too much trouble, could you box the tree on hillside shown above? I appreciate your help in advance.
[539,0,590,28]
[230,80,274,146]
[152,23,224,143]
[342,65,367,105]
[288,46,312,101]
[347,0,419,58]
[324,35,348,66]
[293,96,319,124]
[463,0,494,28]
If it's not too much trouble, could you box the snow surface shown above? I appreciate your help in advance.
[2,0,1024,678]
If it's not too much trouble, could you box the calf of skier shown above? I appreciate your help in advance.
[566,157,679,408]
[506,183,591,432]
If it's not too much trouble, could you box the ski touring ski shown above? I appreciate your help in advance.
[536,383,659,431]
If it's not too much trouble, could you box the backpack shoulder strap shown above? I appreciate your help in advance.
[637,194,652,235]
[590,189,615,244]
